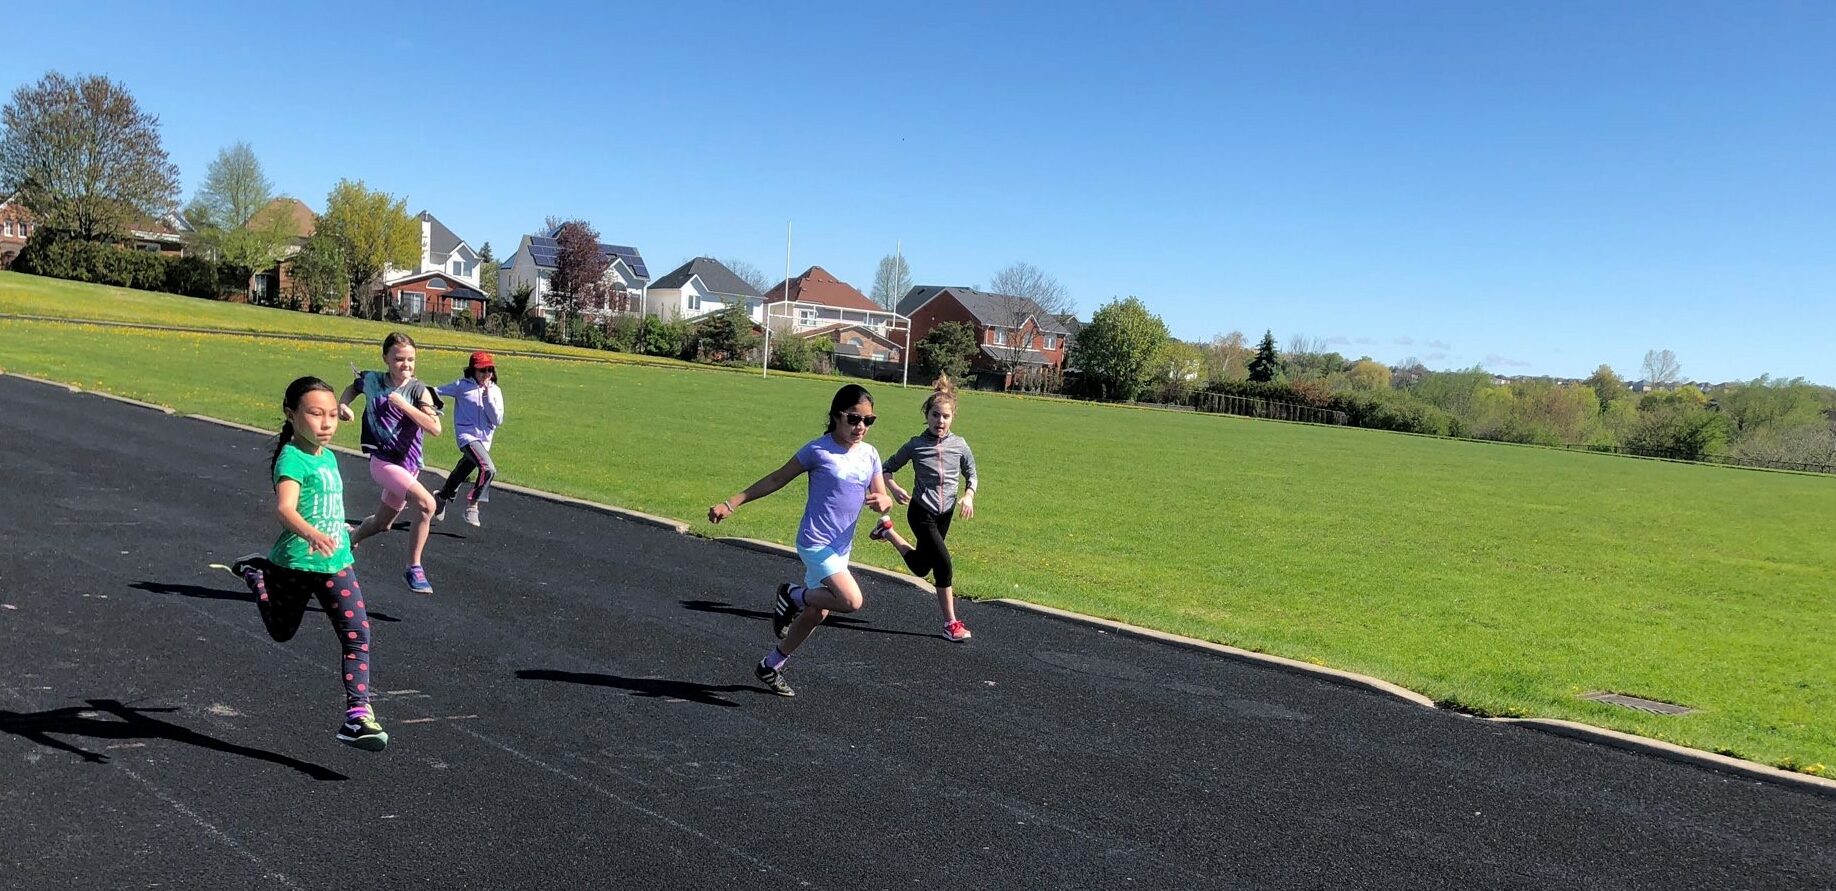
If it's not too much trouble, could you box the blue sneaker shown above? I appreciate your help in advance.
[404,564,434,594]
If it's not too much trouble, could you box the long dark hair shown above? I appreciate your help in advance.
[271,376,336,474]
[825,383,874,434]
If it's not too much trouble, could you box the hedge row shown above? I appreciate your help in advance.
[14,231,250,300]
[1202,379,1459,436]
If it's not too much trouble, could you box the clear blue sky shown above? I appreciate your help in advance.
[7,1,1833,383]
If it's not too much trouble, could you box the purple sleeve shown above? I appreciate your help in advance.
[794,440,819,471]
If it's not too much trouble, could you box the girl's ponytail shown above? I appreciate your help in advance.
[270,420,295,475]
[922,373,959,417]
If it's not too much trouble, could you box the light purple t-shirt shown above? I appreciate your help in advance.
[794,435,882,554]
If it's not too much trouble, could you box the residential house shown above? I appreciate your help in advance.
[647,257,763,321]
[380,211,491,320]
[0,194,31,268]
[499,228,650,321]
[247,197,318,306]
[126,212,195,255]
[898,285,1073,381]
[761,266,910,370]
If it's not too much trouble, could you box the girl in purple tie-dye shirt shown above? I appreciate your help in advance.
[341,332,443,594]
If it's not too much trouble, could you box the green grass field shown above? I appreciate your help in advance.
[5,271,1834,773]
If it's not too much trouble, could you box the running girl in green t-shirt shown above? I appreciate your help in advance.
[230,376,387,751]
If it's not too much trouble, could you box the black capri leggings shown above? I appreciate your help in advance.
[901,501,955,589]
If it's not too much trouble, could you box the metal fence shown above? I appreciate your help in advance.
[1192,391,1349,426]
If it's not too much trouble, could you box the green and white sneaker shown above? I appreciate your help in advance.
[337,713,389,751]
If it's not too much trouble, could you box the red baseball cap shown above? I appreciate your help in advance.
[470,351,495,369]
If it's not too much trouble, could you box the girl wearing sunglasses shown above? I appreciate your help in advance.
[708,384,895,697]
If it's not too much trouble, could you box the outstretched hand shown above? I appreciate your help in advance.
[708,501,734,524]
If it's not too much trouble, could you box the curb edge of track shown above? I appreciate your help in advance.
[10,369,1834,799]
[987,597,1836,799]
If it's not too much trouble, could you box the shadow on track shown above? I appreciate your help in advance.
[679,599,932,638]
[0,699,347,781]
[129,581,402,623]
[343,518,466,540]
[515,669,771,708]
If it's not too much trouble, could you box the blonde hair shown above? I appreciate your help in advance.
[921,374,958,416]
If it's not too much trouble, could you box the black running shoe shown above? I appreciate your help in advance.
[337,714,390,751]
[771,583,801,640]
[755,662,795,697]
[231,552,273,623]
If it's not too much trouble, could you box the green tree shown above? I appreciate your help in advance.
[1582,364,1629,411]
[696,302,759,362]
[1202,331,1252,383]
[477,240,498,302]
[1247,330,1281,382]
[187,142,292,274]
[1065,296,1170,401]
[1151,340,1207,402]
[915,321,978,382]
[316,179,418,318]
[283,234,347,313]
[0,71,181,241]
[768,326,819,372]
[1347,358,1392,391]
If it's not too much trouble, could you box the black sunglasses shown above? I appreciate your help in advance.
[844,412,877,427]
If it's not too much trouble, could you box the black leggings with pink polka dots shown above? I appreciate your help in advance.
[249,559,372,711]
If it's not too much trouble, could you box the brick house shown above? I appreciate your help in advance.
[760,266,909,368]
[0,194,32,269]
[248,198,323,306]
[381,212,491,320]
[0,195,192,268]
[898,286,1072,382]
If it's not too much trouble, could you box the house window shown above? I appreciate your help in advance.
[798,308,817,326]
[1042,334,1057,350]
[400,291,425,316]
[993,328,1008,346]
[3,220,11,236]
[689,293,701,312]
[875,351,890,361]
[451,259,462,275]
[429,278,447,289]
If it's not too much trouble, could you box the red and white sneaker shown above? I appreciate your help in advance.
[942,620,972,642]
[868,514,894,541]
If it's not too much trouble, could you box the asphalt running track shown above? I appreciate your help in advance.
[3,373,1834,890]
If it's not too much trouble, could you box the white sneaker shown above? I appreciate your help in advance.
[464,505,481,527]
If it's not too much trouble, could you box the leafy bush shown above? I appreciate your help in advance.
[163,256,219,299]
[602,317,639,353]
[768,330,819,372]
[639,316,690,358]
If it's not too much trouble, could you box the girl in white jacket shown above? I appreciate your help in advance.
[433,351,506,527]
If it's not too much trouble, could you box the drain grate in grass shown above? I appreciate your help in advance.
[1580,691,1696,716]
